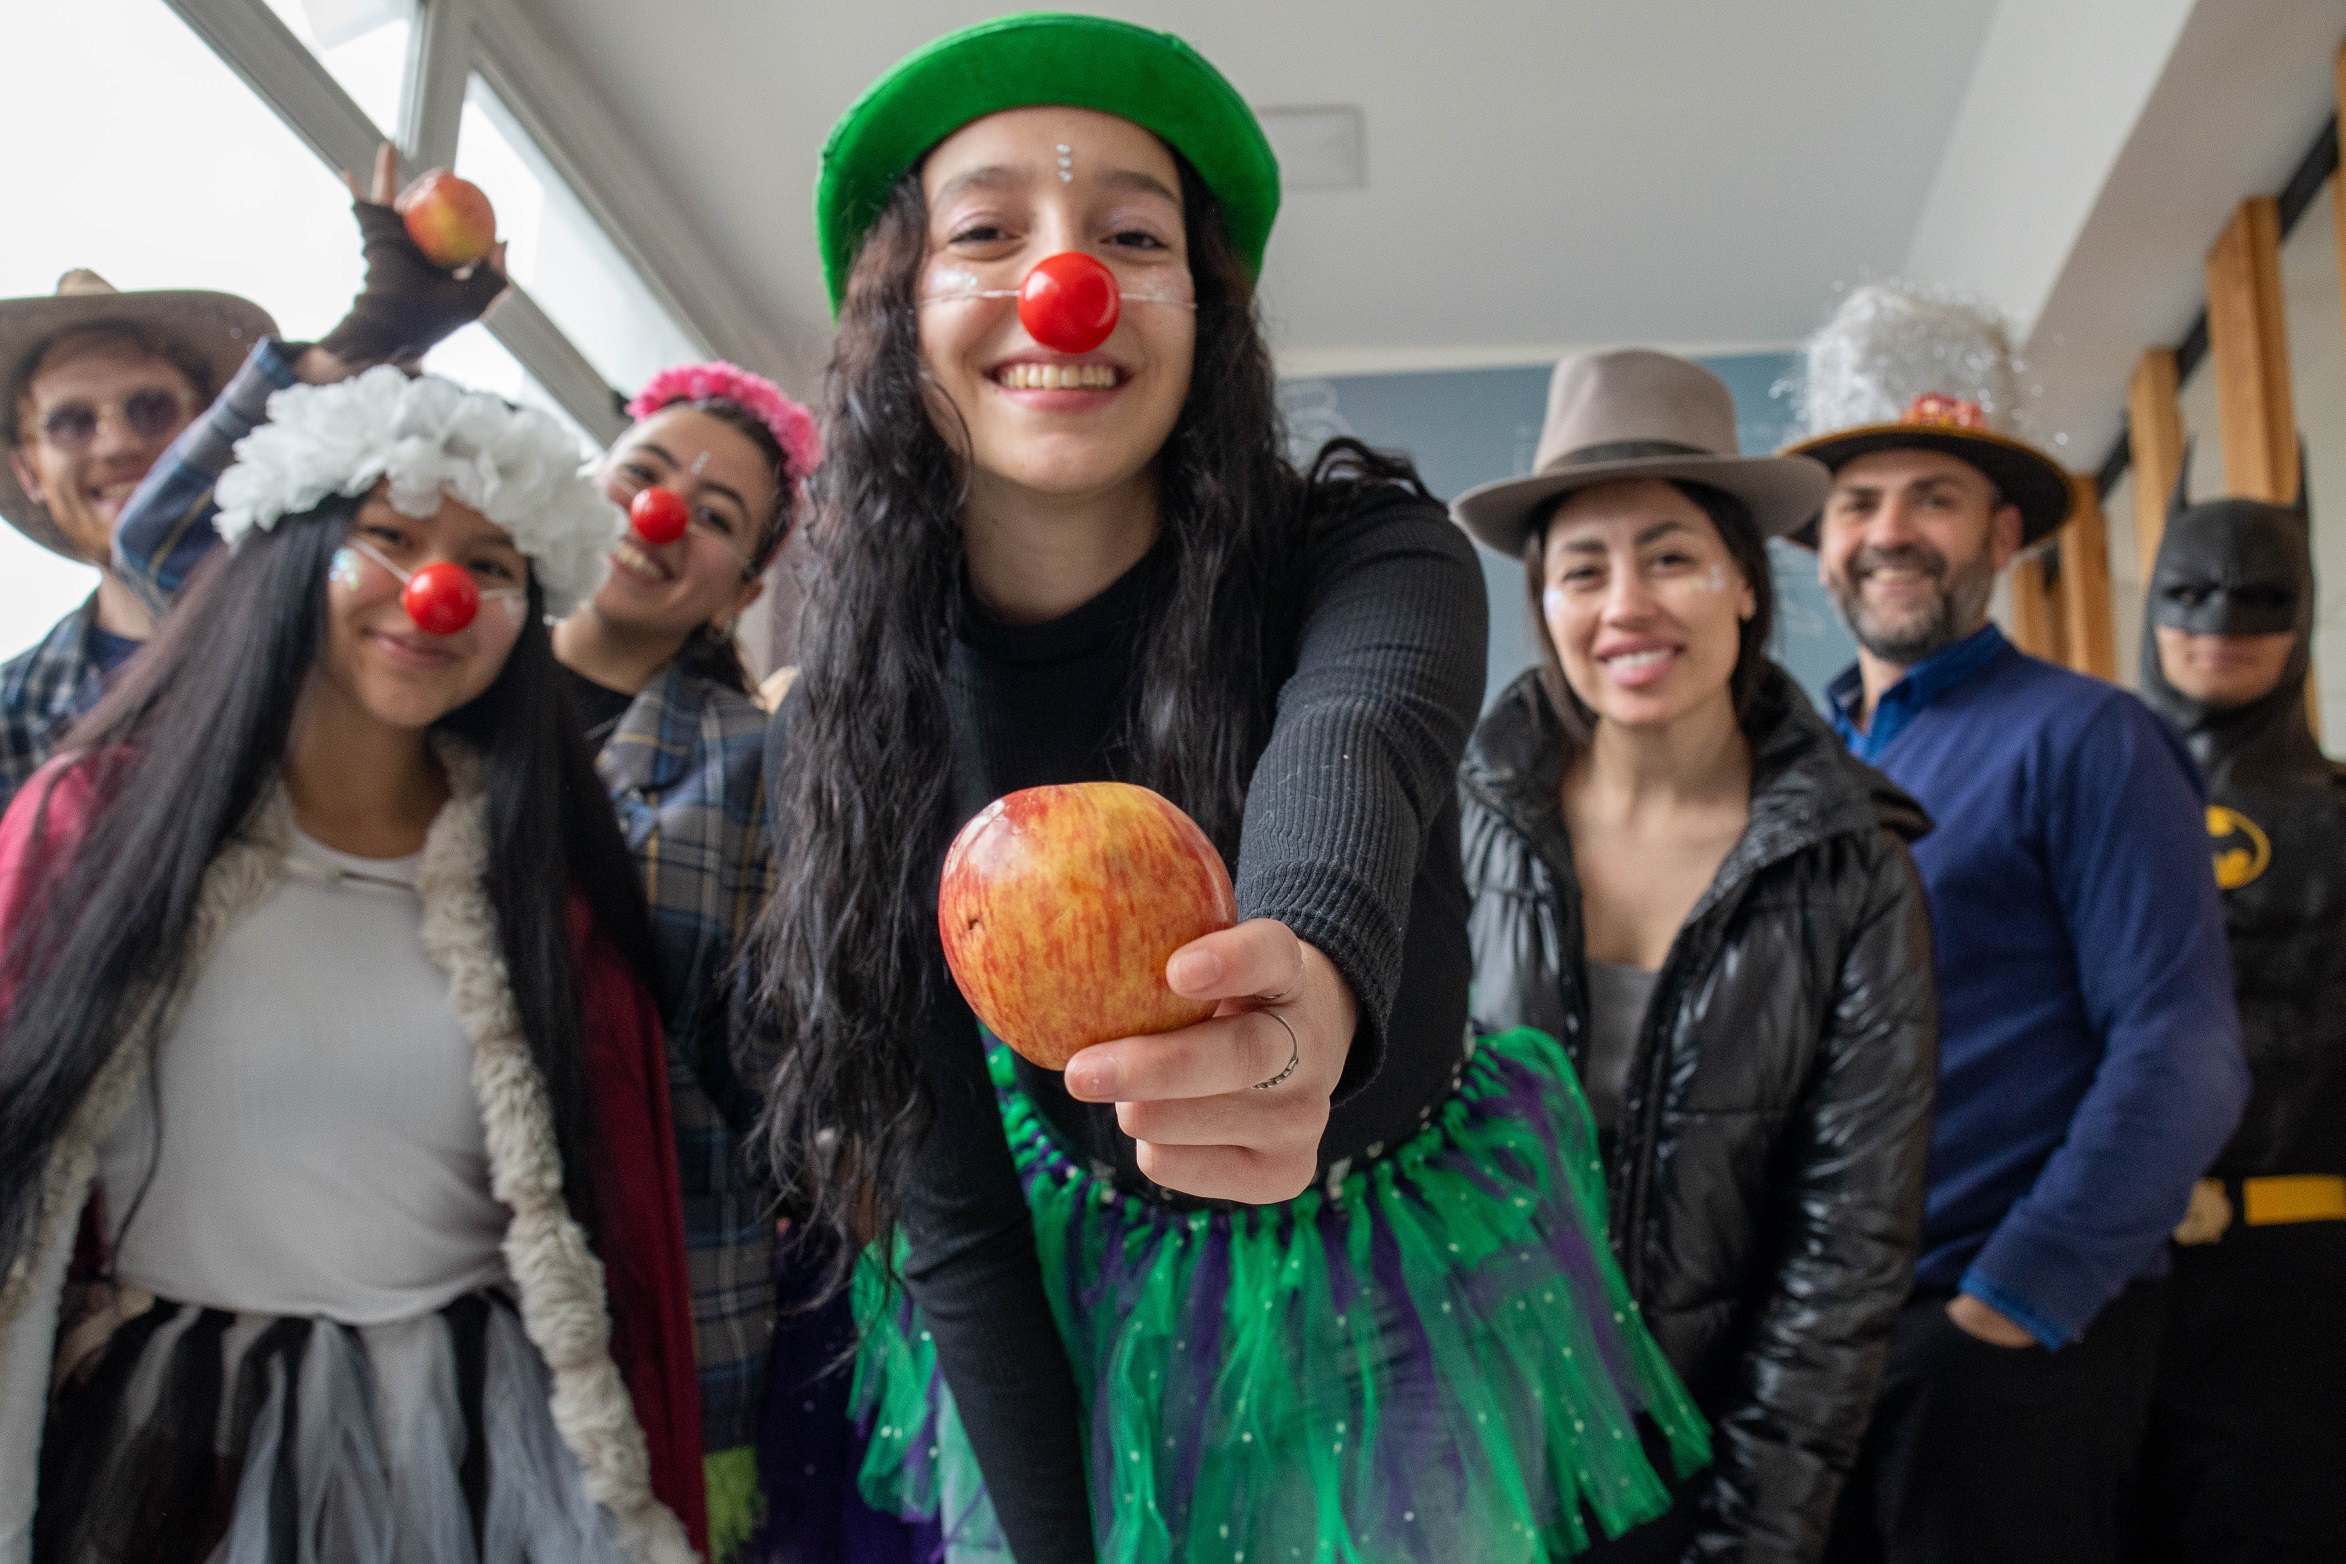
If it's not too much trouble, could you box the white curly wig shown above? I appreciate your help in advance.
[213,367,617,616]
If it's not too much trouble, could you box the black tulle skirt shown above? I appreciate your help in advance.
[35,1288,628,1564]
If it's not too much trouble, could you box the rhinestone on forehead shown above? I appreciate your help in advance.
[1056,143,1074,184]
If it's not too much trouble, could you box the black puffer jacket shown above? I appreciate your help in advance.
[1461,665,1936,1564]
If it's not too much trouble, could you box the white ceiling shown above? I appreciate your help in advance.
[521,0,2006,379]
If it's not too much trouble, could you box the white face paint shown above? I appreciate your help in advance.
[1697,562,1728,593]
[1542,586,1567,622]
[690,448,712,475]
[918,263,1012,308]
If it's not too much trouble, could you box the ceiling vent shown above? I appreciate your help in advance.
[1256,106,1366,190]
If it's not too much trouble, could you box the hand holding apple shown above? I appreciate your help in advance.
[1062,920,1355,1204]
[396,168,498,270]
[937,782,1358,1205]
[307,145,508,380]
[938,782,1236,1070]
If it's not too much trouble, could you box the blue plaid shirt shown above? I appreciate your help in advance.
[112,340,782,1459]
[597,662,777,1457]
[0,595,105,814]
[114,337,301,613]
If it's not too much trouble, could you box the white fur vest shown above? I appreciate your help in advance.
[0,763,696,1563]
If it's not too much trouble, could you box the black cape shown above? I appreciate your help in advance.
[2139,461,2346,1177]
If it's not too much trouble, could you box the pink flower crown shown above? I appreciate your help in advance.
[627,361,822,480]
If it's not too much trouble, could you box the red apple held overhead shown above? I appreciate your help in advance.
[939,782,1236,1071]
[397,170,497,269]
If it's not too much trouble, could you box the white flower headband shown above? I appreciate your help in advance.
[213,366,618,616]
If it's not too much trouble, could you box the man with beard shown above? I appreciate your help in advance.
[1788,286,2246,1564]
[2137,462,2345,1563]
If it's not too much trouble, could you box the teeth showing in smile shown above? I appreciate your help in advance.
[1604,648,1674,670]
[613,539,669,581]
[997,362,1118,390]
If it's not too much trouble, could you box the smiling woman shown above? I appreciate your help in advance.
[1453,348,1935,1560]
[743,16,1708,1564]
[0,372,710,1562]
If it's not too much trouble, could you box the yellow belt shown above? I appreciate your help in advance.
[2175,1175,2346,1245]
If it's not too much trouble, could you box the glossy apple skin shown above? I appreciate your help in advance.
[939,782,1236,1071]
[397,170,497,268]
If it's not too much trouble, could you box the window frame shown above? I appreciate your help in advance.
[160,0,791,443]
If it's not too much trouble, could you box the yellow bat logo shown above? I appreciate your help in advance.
[2207,805,2271,890]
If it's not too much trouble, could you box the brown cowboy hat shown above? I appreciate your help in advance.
[1,270,277,558]
[1452,349,1830,557]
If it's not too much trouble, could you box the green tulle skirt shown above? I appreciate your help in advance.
[853,1026,1710,1562]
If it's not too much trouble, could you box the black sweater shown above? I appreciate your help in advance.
[766,483,1486,1563]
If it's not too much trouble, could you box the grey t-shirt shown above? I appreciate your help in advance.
[1583,959,1659,1144]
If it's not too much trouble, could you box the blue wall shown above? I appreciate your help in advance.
[1278,352,1856,708]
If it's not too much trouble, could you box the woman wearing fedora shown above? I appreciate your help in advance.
[1454,350,1939,1563]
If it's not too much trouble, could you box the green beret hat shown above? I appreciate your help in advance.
[815,12,1282,315]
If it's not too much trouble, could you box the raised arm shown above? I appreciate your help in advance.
[115,144,506,610]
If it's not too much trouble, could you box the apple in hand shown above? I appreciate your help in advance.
[396,170,497,269]
[939,782,1237,1071]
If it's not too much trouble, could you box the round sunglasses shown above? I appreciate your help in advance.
[34,387,191,453]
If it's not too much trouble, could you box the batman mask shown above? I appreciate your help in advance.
[2139,447,2327,789]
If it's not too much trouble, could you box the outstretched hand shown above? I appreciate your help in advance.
[305,142,509,381]
[340,141,512,280]
[1063,919,1357,1204]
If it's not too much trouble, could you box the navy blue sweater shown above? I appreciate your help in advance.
[1828,627,2248,1346]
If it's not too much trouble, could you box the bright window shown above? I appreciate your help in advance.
[456,75,704,397]
[0,0,369,658]
[0,0,598,661]
[258,0,414,143]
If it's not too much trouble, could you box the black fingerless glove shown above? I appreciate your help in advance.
[315,200,507,366]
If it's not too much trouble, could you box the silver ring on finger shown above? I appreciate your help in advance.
[1251,1010,1301,1091]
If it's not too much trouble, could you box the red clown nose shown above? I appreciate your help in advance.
[1018,252,1121,354]
[630,486,690,545]
[403,562,481,635]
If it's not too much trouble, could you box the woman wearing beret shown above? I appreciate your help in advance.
[743,16,1707,1564]
[1453,350,1937,1562]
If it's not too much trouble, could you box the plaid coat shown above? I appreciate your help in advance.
[0,597,103,815]
[598,660,778,1461]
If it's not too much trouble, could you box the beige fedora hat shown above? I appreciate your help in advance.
[1452,348,1830,557]
[1,269,277,559]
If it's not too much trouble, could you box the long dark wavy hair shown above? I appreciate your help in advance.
[0,498,657,1275]
[744,155,1429,1274]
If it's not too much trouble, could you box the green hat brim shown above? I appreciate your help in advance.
[816,12,1281,315]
